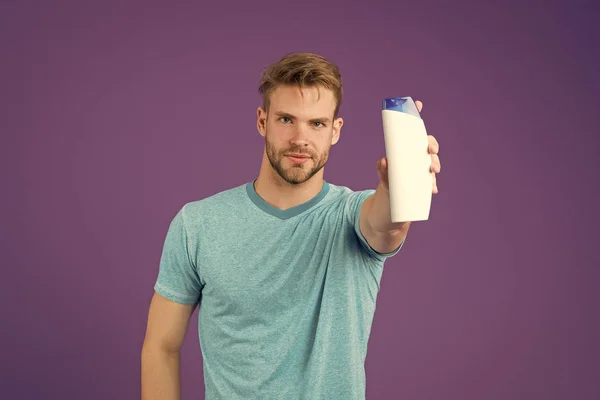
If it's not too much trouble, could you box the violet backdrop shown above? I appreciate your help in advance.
[2,0,599,399]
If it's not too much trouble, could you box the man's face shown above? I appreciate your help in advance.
[256,85,343,185]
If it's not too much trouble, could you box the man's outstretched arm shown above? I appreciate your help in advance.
[359,180,412,255]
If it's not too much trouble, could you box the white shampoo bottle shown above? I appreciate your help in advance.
[382,96,433,222]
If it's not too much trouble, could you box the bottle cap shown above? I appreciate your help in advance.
[382,97,421,119]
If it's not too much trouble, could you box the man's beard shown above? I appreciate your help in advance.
[265,136,329,185]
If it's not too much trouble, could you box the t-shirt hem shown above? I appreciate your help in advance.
[356,222,406,262]
[154,282,198,305]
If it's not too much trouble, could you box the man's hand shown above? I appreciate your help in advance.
[376,100,441,194]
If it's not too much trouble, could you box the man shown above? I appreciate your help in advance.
[141,52,441,399]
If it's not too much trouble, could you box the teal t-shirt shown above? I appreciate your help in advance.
[154,180,404,399]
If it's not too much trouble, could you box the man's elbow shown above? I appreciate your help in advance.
[142,336,183,356]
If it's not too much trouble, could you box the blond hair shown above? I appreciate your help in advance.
[259,52,343,118]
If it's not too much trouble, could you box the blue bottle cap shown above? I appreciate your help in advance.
[382,96,421,119]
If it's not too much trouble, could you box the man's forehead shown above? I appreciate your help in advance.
[270,85,335,116]
[272,85,335,103]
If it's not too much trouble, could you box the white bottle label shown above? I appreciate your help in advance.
[382,109,433,222]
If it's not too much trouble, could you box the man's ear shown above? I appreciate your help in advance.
[257,107,267,137]
[331,117,343,145]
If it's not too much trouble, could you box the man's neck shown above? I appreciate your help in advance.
[254,155,325,211]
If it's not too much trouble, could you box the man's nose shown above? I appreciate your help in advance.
[289,124,309,146]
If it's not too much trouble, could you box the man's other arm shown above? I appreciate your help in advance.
[141,292,196,400]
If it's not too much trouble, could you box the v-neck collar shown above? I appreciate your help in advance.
[246,180,330,220]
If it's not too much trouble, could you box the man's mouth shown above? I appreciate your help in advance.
[285,153,311,164]
[285,153,311,158]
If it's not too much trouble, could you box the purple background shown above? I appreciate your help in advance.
[2,0,599,399]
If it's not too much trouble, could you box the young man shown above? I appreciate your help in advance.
[141,52,441,399]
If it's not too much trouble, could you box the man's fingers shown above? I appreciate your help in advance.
[376,157,386,181]
[377,157,387,170]
[428,135,439,154]
[431,154,441,173]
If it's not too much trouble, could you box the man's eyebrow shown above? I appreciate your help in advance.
[310,117,331,123]
[273,111,330,123]
[274,111,296,118]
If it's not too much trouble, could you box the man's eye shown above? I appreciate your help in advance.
[280,117,291,123]
[313,122,324,127]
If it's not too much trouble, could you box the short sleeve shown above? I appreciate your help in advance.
[154,206,203,305]
[346,189,405,262]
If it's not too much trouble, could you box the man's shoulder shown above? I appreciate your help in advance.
[323,182,377,223]
[326,182,376,204]
[182,182,249,215]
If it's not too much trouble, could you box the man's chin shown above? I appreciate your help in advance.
[276,167,313,184]
[281,173,310,185]
[269,156,325,185]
